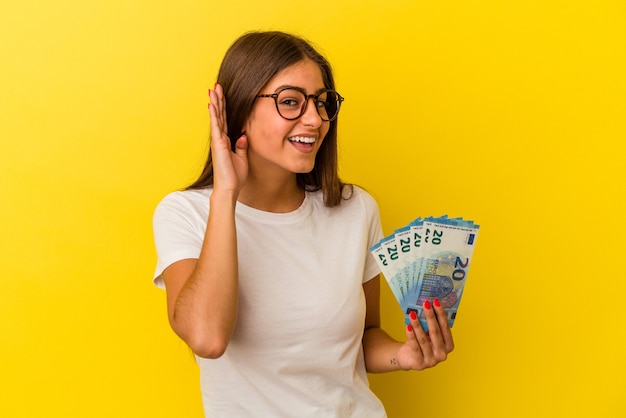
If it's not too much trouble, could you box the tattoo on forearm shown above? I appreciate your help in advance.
[390,358,398,366]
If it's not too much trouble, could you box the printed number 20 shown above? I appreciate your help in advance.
[452,257,469,281]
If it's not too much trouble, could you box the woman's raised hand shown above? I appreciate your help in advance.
[395,299,455,371]
[208,83,248,197]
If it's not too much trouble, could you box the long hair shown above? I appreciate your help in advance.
[187,31,350,207]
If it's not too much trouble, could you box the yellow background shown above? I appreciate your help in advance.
[1,0,624,417]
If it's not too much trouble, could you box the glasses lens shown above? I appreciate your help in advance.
[317,90,340,121]
[274,89,342,121]
[276,89,306,120]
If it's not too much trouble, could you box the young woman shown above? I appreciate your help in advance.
[153,31,454,417]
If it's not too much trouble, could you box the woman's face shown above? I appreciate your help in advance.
[244,58,330,178]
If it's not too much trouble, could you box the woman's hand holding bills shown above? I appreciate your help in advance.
[395,298,455,370]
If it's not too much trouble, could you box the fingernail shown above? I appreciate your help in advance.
[407,324,413,332]
[434,298,441,308]
[424,300,432,310]
[409,311,417,321]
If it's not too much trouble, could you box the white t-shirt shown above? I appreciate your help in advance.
[153,186,386,417]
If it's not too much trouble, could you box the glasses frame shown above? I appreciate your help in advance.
[256,87,344,122]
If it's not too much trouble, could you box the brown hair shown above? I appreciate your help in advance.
[187,31,351,207]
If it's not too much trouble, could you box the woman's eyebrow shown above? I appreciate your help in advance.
[273,85,327,94]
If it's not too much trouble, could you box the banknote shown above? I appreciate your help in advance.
[371,216,479,331]
[370,237,405,304]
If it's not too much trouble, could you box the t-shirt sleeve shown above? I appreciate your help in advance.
[152,192,205,289]
[357,188,384,283]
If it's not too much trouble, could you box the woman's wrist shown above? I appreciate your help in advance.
[210,189,239,208]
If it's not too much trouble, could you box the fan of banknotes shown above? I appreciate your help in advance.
[370,216,479,331]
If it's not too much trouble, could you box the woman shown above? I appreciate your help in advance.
[153,31,454,417]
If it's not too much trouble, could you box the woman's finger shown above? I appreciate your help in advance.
[409,309,435,365]
[213,83,228,134]
[208,89,231,152]
[404,323,422,354]
[422,300,448,362]
[433,298,455,353]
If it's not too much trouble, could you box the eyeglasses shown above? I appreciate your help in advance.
[256,87,344,122]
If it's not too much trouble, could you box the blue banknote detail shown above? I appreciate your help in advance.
[467,233,475,245]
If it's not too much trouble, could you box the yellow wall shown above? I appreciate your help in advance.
[1,1,624,417]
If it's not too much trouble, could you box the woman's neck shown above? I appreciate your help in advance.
[237,174,305,213]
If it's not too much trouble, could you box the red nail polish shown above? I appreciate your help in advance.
[424,300,432,310]
[434,298,441,308]
[409,311,417,321]
[407,324,413,332]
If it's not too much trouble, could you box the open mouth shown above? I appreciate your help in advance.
[288,136,315,145]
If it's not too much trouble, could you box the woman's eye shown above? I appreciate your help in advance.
[280,98,301,107]
[315,100,326,108]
